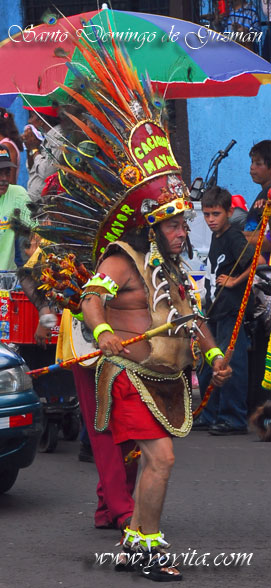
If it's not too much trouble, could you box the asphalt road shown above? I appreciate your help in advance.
[0,428,270,588]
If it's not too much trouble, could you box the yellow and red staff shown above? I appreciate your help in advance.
[193,188,271,419]
[26,314,195,378]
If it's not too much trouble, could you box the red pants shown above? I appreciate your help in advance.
[72,364,137,528]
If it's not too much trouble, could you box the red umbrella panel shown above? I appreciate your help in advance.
[0,9,101,107]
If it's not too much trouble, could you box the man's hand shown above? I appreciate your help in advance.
[34,323,52,349]
[98,331,130,356]
[212,357,232,387]
[24,233,41,258]
[34,307,56,348]
[216,274,236,288]
[253,199,266,209]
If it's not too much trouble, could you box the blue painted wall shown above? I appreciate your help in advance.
[0,0,22,43]
[187,0,271,208]
[188,85,271,208]
[187,0,271,213]
[0,0,28,187]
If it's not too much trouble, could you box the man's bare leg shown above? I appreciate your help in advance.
[130,437,174,533]
[129,452,145,531]
[127,437,181,578]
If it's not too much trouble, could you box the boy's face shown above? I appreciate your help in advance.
[250,154,271,188]
[202,205,232,237]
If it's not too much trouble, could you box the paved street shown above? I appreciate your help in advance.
[0,427,270,588]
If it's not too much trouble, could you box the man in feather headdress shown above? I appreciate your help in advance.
[80,194,232,580]
[19,21,232,580]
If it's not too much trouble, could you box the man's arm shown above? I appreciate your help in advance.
[196,320,232,387]
[82,294,129,356]
[19,243,56,348]
[22,126,60,181]
[19,271,56,348]
[34,127,62,179]
[244,231,271,253]
[81,253,132,356]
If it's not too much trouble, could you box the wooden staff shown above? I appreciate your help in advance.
[193,189,271,418]
[27,314,195,378]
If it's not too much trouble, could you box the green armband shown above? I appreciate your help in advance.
[82,273,119,298]
[205,347,224,367]
[93,323,114,342]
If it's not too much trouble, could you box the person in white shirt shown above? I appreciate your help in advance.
[21,106,62,202]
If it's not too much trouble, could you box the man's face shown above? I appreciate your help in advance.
[202,205,232,236]
[159,214,188,254]
[250,155,271,188]
[0,168,11,196]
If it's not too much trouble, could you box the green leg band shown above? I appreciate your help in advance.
[138,529,170,552]
[123,527,141,548]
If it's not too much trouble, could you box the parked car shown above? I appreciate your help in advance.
[0,342,42,493]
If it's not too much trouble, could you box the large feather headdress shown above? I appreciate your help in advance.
[24,10,194,310]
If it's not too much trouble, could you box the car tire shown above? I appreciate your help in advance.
[39,421,59,453]
[0,468,19,494]
[62,413,80,441]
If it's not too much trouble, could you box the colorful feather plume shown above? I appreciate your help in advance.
[27,10,176,310]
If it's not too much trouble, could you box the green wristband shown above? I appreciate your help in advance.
[205,347,224,367]
[93,323,114,342]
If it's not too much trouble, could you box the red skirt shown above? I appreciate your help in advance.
[109,369,169,444]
